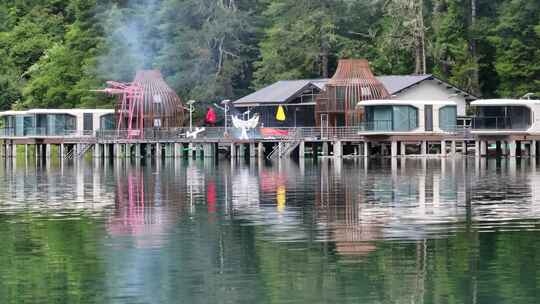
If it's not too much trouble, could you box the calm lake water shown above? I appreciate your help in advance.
[0,157,539,303]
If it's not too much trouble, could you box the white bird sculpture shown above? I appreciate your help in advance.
[232,114,260,140]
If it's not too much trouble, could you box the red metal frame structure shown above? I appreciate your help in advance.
[315,59,390,127]
[96,81,145,138]
[97,70,185,139]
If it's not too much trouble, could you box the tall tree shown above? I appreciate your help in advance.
[379,0,427,75]
[0,3,67,109]
[430,0,479,93]
[18,0,109,108]
[156,0,261,102]
[253,0,343,87]
[489,0,540,97]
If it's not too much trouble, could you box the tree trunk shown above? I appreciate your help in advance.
[414,0,426,75]
[321,45,329,78]
[470,0,480,95]
[415,37,423,75]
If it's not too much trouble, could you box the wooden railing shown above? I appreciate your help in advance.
[0,125,473,141]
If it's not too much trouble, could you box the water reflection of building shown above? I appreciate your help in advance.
[107,163,188,247]
[229,160,311,242]
[0,160,115,215]
[317,159,382,256]
[315,159,473,255]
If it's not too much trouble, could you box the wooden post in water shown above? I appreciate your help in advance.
[322,142,329,156]
[480,140,487,157]
[258,142,264,159]
[391,141,398,157]
[363,141,370,157]
[249,143,256,158]
[441,141,447,156]
[333,141,342,158]
[509,140,516,158]
[135,144,141,159]
[45,144,51,160]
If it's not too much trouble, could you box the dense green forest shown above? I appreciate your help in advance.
[0,0,538,111]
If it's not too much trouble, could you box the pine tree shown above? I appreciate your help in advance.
[489,0,540,97]
[156,0,261,102]
[253,0,343,87]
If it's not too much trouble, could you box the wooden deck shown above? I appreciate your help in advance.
[5,126,537,160]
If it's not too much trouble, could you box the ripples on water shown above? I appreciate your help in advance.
[0,157,539,303]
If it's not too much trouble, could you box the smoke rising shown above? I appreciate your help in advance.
[97,0,163,82]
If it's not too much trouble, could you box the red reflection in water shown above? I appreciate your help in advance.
[107,171,172,248]
[259,170,287,193]
[207,180,216,213]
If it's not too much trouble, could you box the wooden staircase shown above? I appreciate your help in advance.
[267,140,301,160]
[64,143,94,160]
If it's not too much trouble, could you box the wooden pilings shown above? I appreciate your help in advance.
[3,137,540,163]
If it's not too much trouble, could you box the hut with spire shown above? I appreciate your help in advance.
[99,70,185,138]
[315,59,390,127]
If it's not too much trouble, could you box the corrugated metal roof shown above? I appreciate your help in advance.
[234,74,470,106]
[234,80,314,105]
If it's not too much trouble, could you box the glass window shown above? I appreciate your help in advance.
[439,106,457,131]
[23,116,34,136]
[15,116,24,136]
[335,87,346,110]
[100,114,115,130]
[366,106,393,131]
[83,113,93,131]
[393,106,418,131]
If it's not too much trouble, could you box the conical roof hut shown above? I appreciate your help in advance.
[130,70,185,128]
[315,59,390,127]
[112,70,185,134]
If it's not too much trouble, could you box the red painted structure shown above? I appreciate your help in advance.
[97,70,185,139]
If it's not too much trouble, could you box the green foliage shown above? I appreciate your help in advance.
[489,0,540,97]
[0,0,538,111]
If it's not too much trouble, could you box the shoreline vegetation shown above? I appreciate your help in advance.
[0,0,538,115]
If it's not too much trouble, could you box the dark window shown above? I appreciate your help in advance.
[84,113,93,131]
[425,105,433,131]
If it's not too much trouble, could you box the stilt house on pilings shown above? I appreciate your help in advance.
[314,59,390,127]
[100,70,185,138]
[234,60,476,128]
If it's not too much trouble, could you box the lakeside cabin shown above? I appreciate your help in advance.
[471,99,540,157]
[361,100,457,133]
[234,75,476,128]
[471,99,535,132]
[0,109,115,137]
[358,99,459,156]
